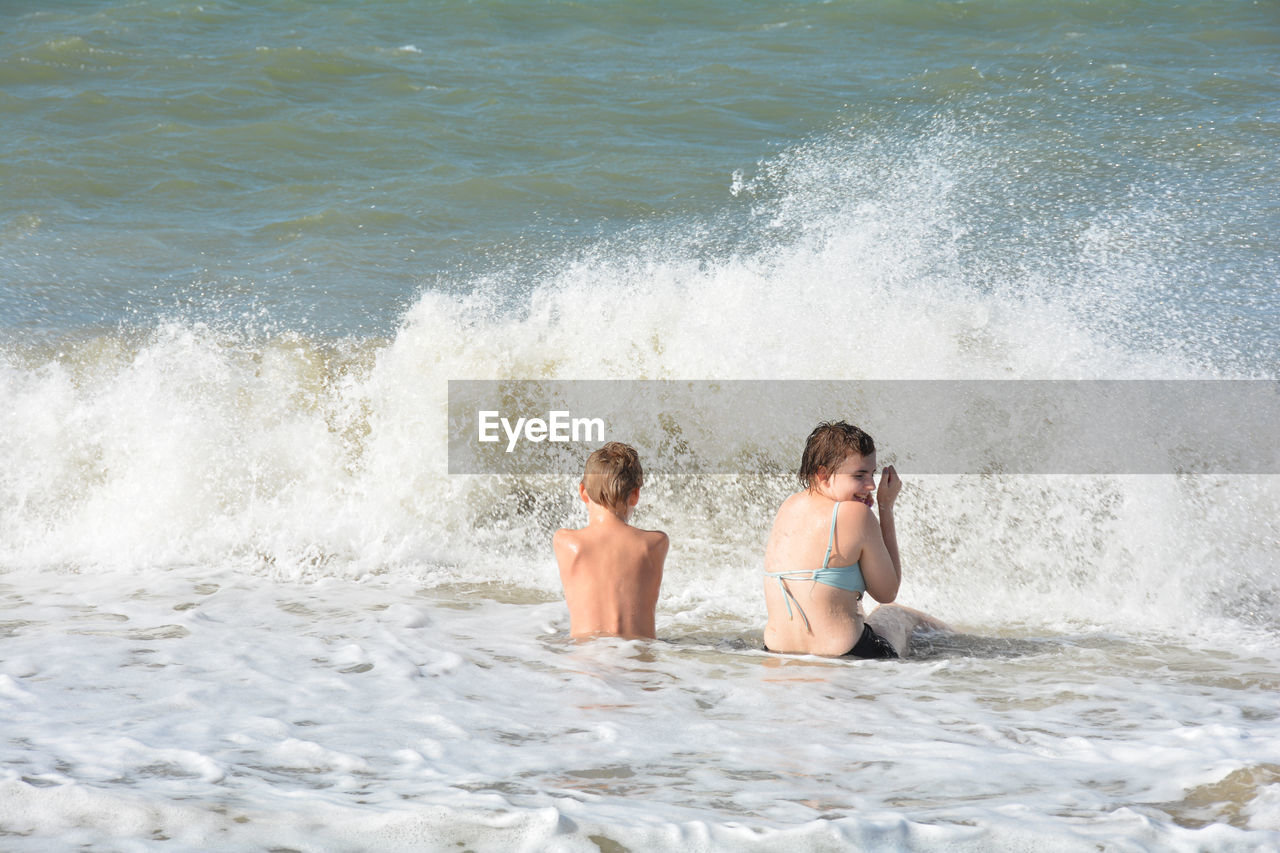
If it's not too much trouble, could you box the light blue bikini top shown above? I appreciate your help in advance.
[764,502,865,629]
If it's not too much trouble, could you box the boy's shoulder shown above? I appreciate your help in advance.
[618,523,667,541]
[640,526,669,544]
[556,523,666,551]
[552,526,583,548]
[635,527,670,557]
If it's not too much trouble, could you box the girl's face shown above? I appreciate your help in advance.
[822,453,877,504]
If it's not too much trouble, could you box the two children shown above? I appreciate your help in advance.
[554,426,946,654]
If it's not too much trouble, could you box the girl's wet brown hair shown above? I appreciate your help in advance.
[582,442,644,512]
[798,421,875,489]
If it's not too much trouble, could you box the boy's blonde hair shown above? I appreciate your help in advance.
[582,442,644,512]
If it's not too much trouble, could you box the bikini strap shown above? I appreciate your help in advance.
[820,502,840,570]
[772,576,812,632]
[764,502,841,633]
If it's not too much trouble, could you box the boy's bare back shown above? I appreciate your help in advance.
[553,442,667,640]
[554,518,667,639]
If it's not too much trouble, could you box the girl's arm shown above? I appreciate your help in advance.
[877,465,902,582]
[858,465,903,602]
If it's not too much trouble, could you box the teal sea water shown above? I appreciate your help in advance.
[2,1,1279,851]
[4,0,1278,359]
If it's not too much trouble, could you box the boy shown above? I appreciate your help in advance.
[553,442,668,639]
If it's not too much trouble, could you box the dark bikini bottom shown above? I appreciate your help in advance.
[762,623,899,660]
[846,623,898,659]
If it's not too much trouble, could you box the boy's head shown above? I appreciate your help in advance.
[799,421,875,489]
[582,442,644,514]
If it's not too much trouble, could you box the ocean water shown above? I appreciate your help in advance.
[2,0,1279,850]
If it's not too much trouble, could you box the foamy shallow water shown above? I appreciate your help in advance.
[3,564,1278,852]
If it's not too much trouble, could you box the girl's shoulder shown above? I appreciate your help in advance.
[778,489,816,513]
[834,498,873,520]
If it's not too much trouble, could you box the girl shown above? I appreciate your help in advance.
[763,421,948,658]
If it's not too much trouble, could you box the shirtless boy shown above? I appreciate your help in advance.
[553,442,669,640]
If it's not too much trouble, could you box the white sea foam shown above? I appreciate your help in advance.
[2,127,1275,636]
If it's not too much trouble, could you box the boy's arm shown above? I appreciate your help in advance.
[650,530,669,570]
[644,530,669,604]
[552,527,569,566]
[553,528,581,583]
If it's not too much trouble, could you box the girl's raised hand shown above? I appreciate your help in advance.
[877,465,902,509]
